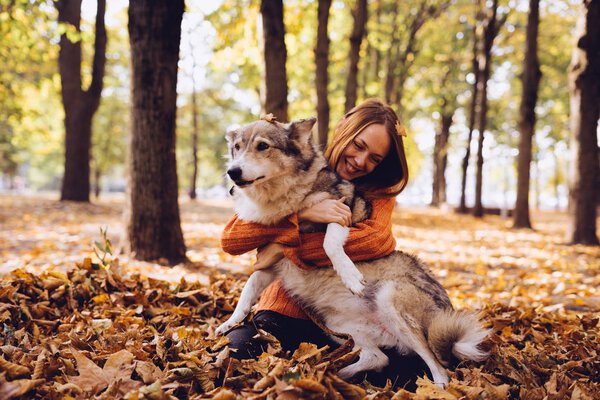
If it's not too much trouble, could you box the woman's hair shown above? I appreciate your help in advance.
[324,98,409,198]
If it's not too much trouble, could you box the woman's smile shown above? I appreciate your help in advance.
[342,158,363,178]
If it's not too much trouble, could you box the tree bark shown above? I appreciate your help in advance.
[473,0,504,218]
[315,0,332,148]
[458,23,480,214]
[384,2,400,104]
[431,112,453,207]
[127,0,187,264]
[261,0,288,122]
[513,0,541,229]
[189,88,199,200]
[56,0,106,202]
[344,0,368,113]
[567,0,600,245]
[93,162,101,198]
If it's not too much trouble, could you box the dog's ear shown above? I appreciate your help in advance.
[225,129,238,143]
[289,118,317,143]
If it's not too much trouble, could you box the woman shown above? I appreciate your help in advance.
[221,99,426,386]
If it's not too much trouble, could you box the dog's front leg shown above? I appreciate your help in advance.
[323,223,365,296]
[215,269,276,335]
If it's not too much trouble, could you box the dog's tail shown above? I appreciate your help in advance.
[427,310,490,367]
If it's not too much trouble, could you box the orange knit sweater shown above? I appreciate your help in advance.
[220,197,397,319]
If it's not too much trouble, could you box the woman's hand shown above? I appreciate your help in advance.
[254,242,285,270]
[298,197,352,226]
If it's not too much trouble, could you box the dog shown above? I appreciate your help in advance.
[216,116,489,385]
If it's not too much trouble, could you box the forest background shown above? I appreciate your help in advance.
[1,0,593,213]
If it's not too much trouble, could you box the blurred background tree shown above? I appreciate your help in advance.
[0,0,596,245]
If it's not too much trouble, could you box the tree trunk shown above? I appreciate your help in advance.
[344,0,368,113]
[513,0,541,229]
[553,149,561,210]
[388,1,451,113]
[431,113,453,207]
[473,56,490,218]
[57,0,106,202]
[567,0,600,245]
[261,0,288,122]
[127,0,187,264]
[360,0,382,100]
[315,0,332,148]
[93,163,101,198]
[384,2,400,104]
[458,23,480,214]
[473,0,504,218]
[189,88,199,200]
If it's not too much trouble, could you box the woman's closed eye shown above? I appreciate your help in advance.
[353,139,364,150]
[370,155,383,165]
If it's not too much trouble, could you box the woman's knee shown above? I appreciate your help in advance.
[225,324,265,360]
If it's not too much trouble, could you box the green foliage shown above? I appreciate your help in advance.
[0,0,582,208]
[91,11,129,194]
[0,0,59,179]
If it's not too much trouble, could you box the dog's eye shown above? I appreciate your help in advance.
[256,142,270,151]
[234,143,240,151]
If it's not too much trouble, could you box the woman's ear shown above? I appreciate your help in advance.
[289,117,317,144]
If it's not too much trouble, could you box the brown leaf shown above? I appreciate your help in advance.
[292,342,326,363]
[212,387,237,400]
[135,360,163,384]
[67,349,109,394]
[31,350,46,380]
[328,373,367,400]
[291,378,328,395]
[0,373,44,400]
[260,113,277,123]
[415,376,458,400]
[102,350,135,383]
[0,355,30,378]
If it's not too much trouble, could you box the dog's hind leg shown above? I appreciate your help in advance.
[323,223,365,296]
[376,284,449,387]
[399,330,449,387]
[337,340,389,380]
[216,269,276,335]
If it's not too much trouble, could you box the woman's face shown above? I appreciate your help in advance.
[336,123,391,181]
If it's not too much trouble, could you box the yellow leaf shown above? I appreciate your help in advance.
[176,326,188,339]
[91,294,109,304]
[82,257,92,269]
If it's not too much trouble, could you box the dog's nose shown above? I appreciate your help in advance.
[227,167,242,181]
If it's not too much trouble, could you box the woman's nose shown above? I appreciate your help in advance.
[355,153,367,168]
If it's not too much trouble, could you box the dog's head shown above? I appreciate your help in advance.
[225,117,317,189]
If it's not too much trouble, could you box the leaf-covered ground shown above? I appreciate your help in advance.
[0,194,599,399]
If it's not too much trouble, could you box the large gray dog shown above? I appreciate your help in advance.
[216,116,489,386]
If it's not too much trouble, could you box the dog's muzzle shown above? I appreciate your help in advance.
[227,167,265,188]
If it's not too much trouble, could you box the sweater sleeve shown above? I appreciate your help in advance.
[220,213,301,255]
[282,197,396,269]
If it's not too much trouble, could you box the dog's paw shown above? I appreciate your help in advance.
[337,365,359,380]
[339,267,366,297]
[215,320,235,336]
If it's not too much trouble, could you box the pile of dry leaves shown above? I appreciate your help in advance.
[0,254,598,399]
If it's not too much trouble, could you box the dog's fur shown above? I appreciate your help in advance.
[216,117,489,385]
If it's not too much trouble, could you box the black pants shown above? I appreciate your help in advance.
[225,310,430,390]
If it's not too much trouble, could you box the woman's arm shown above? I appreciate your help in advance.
[283,197,396,269]
[220,213,301,255]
